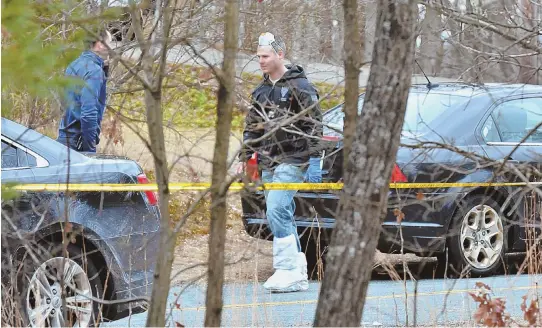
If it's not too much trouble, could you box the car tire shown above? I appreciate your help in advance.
[17,242,104,327]
[442,194,508,278]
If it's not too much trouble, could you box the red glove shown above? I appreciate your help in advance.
[236,153,259,181]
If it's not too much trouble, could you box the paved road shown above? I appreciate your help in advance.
[104,273,542,327]
[115,41,460,87]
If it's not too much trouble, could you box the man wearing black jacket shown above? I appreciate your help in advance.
[239,32,323,292]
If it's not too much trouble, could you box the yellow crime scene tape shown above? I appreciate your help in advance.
[4,181,542,192]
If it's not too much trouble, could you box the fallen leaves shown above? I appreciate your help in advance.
[469,282,510,327]
[64,222,73,233]
[521,295,539,326]
[469,281,541,327]
[393,208,405,223]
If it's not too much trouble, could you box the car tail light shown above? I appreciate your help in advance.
[390,163,407,183]
[322,135,341,142]
[137,173,158,206]
[246,153,260,181]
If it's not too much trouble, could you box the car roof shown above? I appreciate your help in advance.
[324,82,542,115]
[408,82,542,98]
[1,117,88,165]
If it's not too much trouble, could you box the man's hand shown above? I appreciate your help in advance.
[305,157,322,183]
[235,161,246,176]
[236,156,259,181]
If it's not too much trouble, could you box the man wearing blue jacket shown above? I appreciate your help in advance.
[57,28,112,153]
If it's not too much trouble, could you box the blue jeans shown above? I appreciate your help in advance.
[261,163,305,252]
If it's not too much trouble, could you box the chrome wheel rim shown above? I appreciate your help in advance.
[26,257,93,327]
[460,204,504,270]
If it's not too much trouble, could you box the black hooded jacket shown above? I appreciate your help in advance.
[240,64,323,169]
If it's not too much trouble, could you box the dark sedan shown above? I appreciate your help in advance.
[240,83,542,278]
[1,117,160,326]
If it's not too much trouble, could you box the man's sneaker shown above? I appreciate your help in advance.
[263,268,309,292]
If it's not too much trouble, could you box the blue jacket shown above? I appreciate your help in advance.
[58,50,107,152]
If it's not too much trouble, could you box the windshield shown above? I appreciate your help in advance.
[323,91,470,137]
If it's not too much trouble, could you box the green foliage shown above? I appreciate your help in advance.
[112,64,345,132]
[2,0,75,129]
[1,184,19,202]
[315,81,346,110]
[2,0,79,97]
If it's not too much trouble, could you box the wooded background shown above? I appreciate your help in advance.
[167,0,542,84]
[2,0,541,327]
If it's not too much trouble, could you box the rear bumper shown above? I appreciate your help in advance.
[110,273,153,320]
[107,271,153,320]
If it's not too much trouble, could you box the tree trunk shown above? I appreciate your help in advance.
[341,0,361,173]
[418,4,444,76]
[142,2,176,327]
[517,0,536,84]
[313,0,417,326]
[204,0,239,326]
[331,0,343,63]
[143,89,175,328]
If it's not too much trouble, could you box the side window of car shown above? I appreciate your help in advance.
[491,97,542,143]
[481,116,500,142]
[27,152,37,166]
[2,141,18,169]
[17,145,29,167]
[323,107,345,137]
[322,96,365,137]
[1,139,39,169]
[357,95,365,114]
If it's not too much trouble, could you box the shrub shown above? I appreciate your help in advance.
[109,63,346,132]
[143,169,238,243]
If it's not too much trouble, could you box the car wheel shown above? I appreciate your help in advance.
[20,243,104,327]
[444,195,508,277]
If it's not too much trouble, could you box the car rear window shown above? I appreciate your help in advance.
[323,91,470,136]
[402,92,470,132]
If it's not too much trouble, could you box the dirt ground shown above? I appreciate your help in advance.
[171,217,276,285]
[100,123,425,285]
[168,217,426,286]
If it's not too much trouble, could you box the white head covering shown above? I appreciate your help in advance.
[258,32,283,53]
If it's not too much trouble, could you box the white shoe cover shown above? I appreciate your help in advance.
[264,234,309,293]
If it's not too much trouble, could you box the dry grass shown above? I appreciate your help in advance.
[1,282,26,327]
